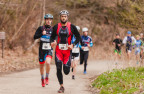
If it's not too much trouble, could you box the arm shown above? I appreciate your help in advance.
[34,26,43,40]
[89,37,93,47]
[50,24,58,43]
[71,24,81,46]
[122,37,127,44]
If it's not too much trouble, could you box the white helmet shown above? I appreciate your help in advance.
[59,10,69,16]
[82,27,88,32]
[140,33,143,36]
[76,26,80,31]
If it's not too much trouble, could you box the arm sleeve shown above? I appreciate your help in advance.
[34,26,43,40]
[50,24,58,43]
[71,24,82,46]
[89,37,93,47]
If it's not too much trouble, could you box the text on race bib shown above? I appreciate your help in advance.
[42,43,51,50]
[59,44,68,50]
[83,47,89,51]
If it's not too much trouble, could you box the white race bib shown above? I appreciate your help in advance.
[83,47,89,51]
[59,44,68,50]
[72,47,79,53]
[136,47,140,51]
[42,43,51,50]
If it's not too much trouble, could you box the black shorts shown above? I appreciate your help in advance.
[39,49,53,64]
[71,53,79,60]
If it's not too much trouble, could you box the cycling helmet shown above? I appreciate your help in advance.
[59,10,69,16]
[44,14,53,19]
[82,27,88,32]
[127,31,131,34]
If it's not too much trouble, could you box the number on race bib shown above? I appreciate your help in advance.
[83,47,89,51]
[72,47,79,53]
[42,43,51,50]
[59,44,68,50]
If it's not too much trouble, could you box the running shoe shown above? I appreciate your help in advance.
[41,79,45,87]
[72,75,75,80]
[84,71,87,74]
[45,77,49,85]
[58,86,65,93]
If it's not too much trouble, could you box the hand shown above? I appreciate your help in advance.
[51,40,57,48]
[81,47,85,50]
[87,44,90,47]
[42,31,46,35]
[68,44,74,50]
[118,44,121,47]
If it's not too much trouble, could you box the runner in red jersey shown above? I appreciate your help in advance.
[50,10,82,93]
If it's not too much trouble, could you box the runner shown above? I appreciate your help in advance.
[135,35,142,65]
[71,26,80,80]
[34,14,54,87]
[79,27,93,74]
[123,31,136,63]
[112,34,122,64]
[140,33,144,59]
[50,10,82,93]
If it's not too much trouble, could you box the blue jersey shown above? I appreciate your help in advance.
[135,40,142,48]
[80,35,93,49]
[71,35,79,48]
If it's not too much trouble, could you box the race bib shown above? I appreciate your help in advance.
[72,47,79,53]
[83,47,89,51]
[59,44,68,50]
[136,47,140,51]
[42,43,51,50]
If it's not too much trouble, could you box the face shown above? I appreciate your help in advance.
[83,31,88,36]
[60,14,68,24]
[136,37,140,40]
[127,34,131,36]
[116,35,120,38]
[140,34,143,38]
[45,18,53,25]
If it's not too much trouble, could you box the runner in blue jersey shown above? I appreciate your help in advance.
[71,26,80,79]
[135,35,142,64]
[79,27,93,74]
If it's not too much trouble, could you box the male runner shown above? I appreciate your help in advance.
[113,34,122,64]
[135,35,142,64]
[123,31,136,63]
[34,14,53,87]
[79,27,93,74]
[71,26,80,80]
[50,10,82,93]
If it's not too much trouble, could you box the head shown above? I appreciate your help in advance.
[136,35,140,40]
[44,14,53,26]
[59,10,69,24]
[140,33,143,38]
[82,27,88,36]
[127,31,131,36]
[116,34,120,39]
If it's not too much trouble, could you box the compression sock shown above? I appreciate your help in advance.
[46,73,49,78]
[41,74,44,80]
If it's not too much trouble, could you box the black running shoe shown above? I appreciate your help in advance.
[72,75,75,80]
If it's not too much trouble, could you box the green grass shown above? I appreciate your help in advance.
[92,67,144,94]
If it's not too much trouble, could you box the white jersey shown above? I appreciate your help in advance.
[123,36,136,44]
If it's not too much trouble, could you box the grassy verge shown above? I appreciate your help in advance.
[92,67,144,94]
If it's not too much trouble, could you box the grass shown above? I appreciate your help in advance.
[92,67,144,94]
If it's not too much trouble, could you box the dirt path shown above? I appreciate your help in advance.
[0,60,116,94]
